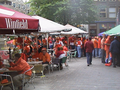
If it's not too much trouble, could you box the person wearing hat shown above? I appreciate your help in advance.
[39,48,51,64]
[54,37,64,49]
[109,36,120,68]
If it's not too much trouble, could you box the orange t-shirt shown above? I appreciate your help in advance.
[98,38,101,49]
[105,36,111,51]
[42,39,47,45]
[21,53,27,61]
[93,39,98,48]
[39,52,51,63]
[24,45,30,53]
[32,52,39,58]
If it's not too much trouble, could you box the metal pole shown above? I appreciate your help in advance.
[46,33,49,50]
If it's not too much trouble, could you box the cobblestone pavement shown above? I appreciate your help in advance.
[3,57,120,90]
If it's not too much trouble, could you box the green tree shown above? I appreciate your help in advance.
[28,0,97,25]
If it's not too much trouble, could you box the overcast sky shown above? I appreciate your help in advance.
[23,0,29,2]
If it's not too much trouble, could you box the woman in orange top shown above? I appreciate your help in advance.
[104,36,112,66]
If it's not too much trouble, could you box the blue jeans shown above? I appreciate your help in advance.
[92,48,98,57]
[77,46,81,57]
[86,52,92,65]
[98,48,101,58]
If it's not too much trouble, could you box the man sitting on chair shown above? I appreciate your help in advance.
[7,53,32,90]
[39,48,51,64]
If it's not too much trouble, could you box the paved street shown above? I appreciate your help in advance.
[3,57,120,90]
[25,57,120,90]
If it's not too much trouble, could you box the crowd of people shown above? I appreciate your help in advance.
[1,34,120,90]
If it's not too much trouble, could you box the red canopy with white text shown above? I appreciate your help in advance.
[0,5,40,34]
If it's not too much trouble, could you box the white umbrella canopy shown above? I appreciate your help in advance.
[32,16,71,33]
[61,24,88,35]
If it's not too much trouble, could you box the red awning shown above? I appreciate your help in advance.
[0,5,40,34]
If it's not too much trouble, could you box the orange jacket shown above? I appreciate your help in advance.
[39,52,51,63]
[93,39,98,48]
[98,38,101,48]
[9,57,32,76]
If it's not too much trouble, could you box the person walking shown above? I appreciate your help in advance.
[109,36,120,68]
[84,37,94,66]
[76,37,82,58]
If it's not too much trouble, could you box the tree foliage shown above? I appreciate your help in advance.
[28,0,97,25]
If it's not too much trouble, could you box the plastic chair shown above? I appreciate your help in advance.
[32,64,45,83]
[70,51,77,59]
[33,64,44,76]
[22,65,35,90]
[62,57,67,63]
[0,74,15,90]
[67,51,70,60]
[51,58,60,72]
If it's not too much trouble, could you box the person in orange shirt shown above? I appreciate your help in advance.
[98,37,101,58]
[7,53,32,90]
[54,37,64,48]
[69,38,75,49]
[13,38,17,48]
[21,49,27,61]
[32,48,39,59]
[92,37,98,57]
[104,36,112,66]
[24,36,32,44]
[76,37,82,58]
[39,48,51,64]
[42,38,47,48]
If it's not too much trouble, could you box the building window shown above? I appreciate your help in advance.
[99,8,107,18]
[13,3,15,7]
[109,8,116,18]
[99,0,107,1]
[18,4,20,8]
[109,0,116,1]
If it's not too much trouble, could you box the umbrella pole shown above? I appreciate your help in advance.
[67,35,69,49]
[23,36,25,51]
[46,33,49,51]
[36,36,38,50]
